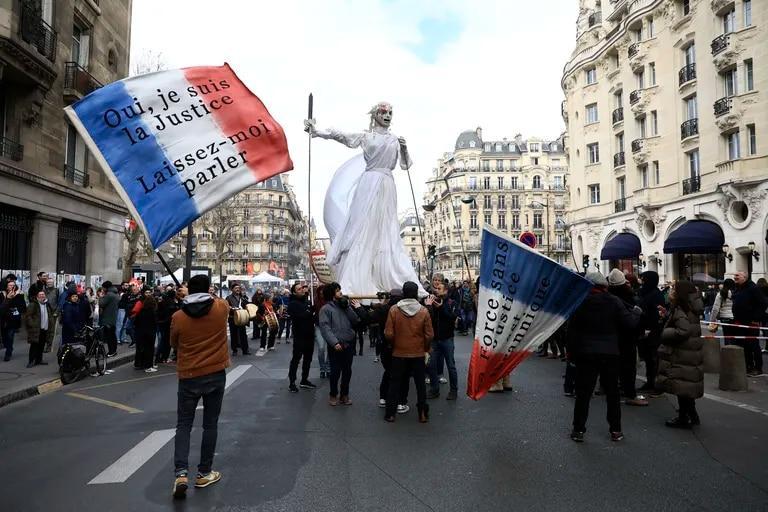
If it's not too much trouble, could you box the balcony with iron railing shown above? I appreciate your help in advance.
[711,33,729,55]
[631,139,644,153]
[613,151,626,167]
[614,198,627,213]
[0,137,24,161]
[612,107,624,124]
[681,118,699,140]
[682,176,701,195]
[63,164,89,187]
[629,90,641,105]
[628,42,640,58]
[714,97,732,117]
[19,0,57,62]
[588,12,602,27]
[678,63,696,85]
[64,62,103,101]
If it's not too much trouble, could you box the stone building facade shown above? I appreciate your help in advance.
[0,0,132,286]
[562,0,766,282]
[423,129,571,281]
[399,209,426,279]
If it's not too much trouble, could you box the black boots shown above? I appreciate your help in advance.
[418,403,429,423]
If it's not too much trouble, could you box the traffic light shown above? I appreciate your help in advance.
[582,255,589,269]
[190,248,197,259]
[427,244,436,259]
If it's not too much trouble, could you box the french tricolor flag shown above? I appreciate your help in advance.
[467,226,591,399]
[65,63,293,248]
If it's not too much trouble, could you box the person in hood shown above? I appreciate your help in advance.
[657,281,704,428]
[375,289,411,414]
[170,274,230,499]
[383,281,434,423]
[287,283,316,392]
[636,271,667,393]
[98,282,120,357]
[319,282,368,406]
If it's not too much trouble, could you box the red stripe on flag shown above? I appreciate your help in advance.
[466,340,533,400]
[182,64,293,181]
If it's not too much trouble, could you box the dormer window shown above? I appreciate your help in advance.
[484,143,491,151]
[469,140,476,148]
[495,142,502,152]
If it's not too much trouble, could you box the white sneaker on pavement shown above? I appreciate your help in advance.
[378,398,386,408]
[397,404,410,414]
[145,367,158,373]
[439,377,448,384]
[256,349,266,357]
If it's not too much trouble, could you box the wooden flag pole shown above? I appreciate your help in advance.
[305,93,315,305]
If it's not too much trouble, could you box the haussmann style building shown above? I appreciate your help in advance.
[562,0,766,282]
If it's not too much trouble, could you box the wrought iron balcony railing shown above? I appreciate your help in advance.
[631,139,644,153]
[0,137,24,161]
[614,198,627,212]
[63,164,89,187]
[612,107,624,124]
[711,33,729,56]
[629,90,641,105]
[20,0,57,61]
[713,97,732,117]
[64,62,103,97]
[682,176,701,195]
[681,118,699,140]
[628,42,640,58]
[678,63,696,85]
[613,152,625,167]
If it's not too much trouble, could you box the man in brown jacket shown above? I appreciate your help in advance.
[384,281,434,423]
[170,274,230,499]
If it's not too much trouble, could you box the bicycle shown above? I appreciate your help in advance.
[58,325,108,384]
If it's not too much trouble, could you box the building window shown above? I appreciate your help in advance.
[685,95,698,120]
[635,69,645,89]
[651,111,658,136]
[469,140,476,148]
[65,123,88,186]
[616,132,625,152]
[747,124,756,155]
[495,143,502,152]
[511,195,520,209]
[533,213,543,229]
[511,177,519,190]
[722,6,736,34]
[587,143,600,164]
[554,176,563,189]
[639,164,649,188]
[529,142,540,152]
[617,177,626,198]
[722,67,738,96]
[684,43,695,67]
[744,0,752,27]
[589,184,600,204]
[532,157,539,166]
[469,176,477,189]
[483,195,492,209]
[688,150,700,177]
[649,62,656,85]
[496,159,503,171]
[653,160,660,185]
[727,131,740,160]
[71,22,91,68]
[482,160,490,171]
[637,115,647,138]
[532,175,542,189]
[585,68,597,85]
[498,213,506,229]
[484,213,492,225]
[682,0,690,15]
[744,59,753,91]
[512,214,520,229]
[470,213,478,229]
[483,176,491,189]
[498,195,506,209]
[586,103,598,124]
[497,176,504,189]
[647,17,654,38]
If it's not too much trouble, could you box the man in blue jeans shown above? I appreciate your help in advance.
[170,274,230,500]
[426,281,459,400]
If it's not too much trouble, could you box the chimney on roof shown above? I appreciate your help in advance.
[476,126,482,140]
[514,133,523,144]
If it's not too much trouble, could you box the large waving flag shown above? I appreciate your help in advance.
[64,63,293,248]
[467,226,591,400]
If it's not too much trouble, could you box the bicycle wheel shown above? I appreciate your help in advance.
[94,343,107,375]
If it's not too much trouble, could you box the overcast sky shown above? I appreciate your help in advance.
[130,0,579,235]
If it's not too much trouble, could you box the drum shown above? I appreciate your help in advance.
[245,303,259,320]
[233,309,251,327]
[265,310,279,331]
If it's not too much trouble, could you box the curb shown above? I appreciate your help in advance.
[0,352,135,410]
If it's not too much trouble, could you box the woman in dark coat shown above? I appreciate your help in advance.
[657,280,704,429]
[637,271,667,392]
[0,281,27,361]
[61,293,87,346]
[132,290,158,372]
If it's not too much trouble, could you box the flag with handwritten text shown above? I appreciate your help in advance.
[467,226,592,400]
[64,63,293,248]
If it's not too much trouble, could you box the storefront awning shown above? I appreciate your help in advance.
[663,220,724,254]
[600,233,641,260]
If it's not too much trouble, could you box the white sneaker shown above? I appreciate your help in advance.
[439,377,448,384]
[256,349,266,357]
[378,398,386,408]
[145,367,158,373]
[397,404,410,414]
[425,377,431,384]
[374,357,379,362]
[268,347,276,352]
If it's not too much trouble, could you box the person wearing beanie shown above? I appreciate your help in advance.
[374,288,411,414]
[608,270,648,406]
[636,271,667,392]
[566,271,642,442]
[383,281,434,423]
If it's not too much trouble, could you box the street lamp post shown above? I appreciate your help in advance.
[530,200,550,259]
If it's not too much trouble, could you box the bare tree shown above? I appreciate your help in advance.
[197,194,248,282]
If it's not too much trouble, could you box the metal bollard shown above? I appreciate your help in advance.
[701,338,721,374]
[718,345,748,391]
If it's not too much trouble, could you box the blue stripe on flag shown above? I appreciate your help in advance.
[478,227,591,318]
[71,81,198,247]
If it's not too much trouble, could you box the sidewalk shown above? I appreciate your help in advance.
[0,335,136,409]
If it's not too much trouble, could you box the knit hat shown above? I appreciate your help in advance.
[584,272,609,287]
[607,268,627,287]
[402,281,419,299]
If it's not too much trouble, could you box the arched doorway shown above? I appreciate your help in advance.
[663,220,726,283]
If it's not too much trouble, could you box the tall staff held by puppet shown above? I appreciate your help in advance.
[304,102,426,298]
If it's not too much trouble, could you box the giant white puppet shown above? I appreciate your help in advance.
[305,102,426,297]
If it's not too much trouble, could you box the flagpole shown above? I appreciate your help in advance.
[305,93,315,305]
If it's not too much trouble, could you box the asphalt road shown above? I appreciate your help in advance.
[1,334,767,512]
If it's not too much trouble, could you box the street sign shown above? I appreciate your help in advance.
[519,231,537,248]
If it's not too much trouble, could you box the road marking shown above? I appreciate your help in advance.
[66,392,143,414]
[88,429,176,484]
[77,371,174,391]
[88,365,252,485]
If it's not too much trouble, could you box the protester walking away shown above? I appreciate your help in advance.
[98,282,120,357]
[636,271,667,393]
[156,286,182,364]
[567,272,641,442]
[703,284,717,321]
[61,292,87,346]
[607,269,648,406]
[657,280,704,428]
[276,289,291,342]
[133,288,158,372]
[23,290,55,367]
[425,281,459,401]
[313,285,331,377]
[758,278,768,354]
[122,282,141,346]
[383,281,433,423]
[0,281,26,361]
[287,283,316,392]
[375,289,410,413]
[731,271,768,376]
[170,274,230,499]
[226,284,250,356]
[457,280,475,335]
[319,282,368,406]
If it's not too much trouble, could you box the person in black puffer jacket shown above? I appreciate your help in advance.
[732,271,768,376]
[287,283,316,392]
[133,290,158,372]
[636,271,667,392]
[567,272,641,443]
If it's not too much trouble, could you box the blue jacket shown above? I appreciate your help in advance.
[61,300,87,344]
